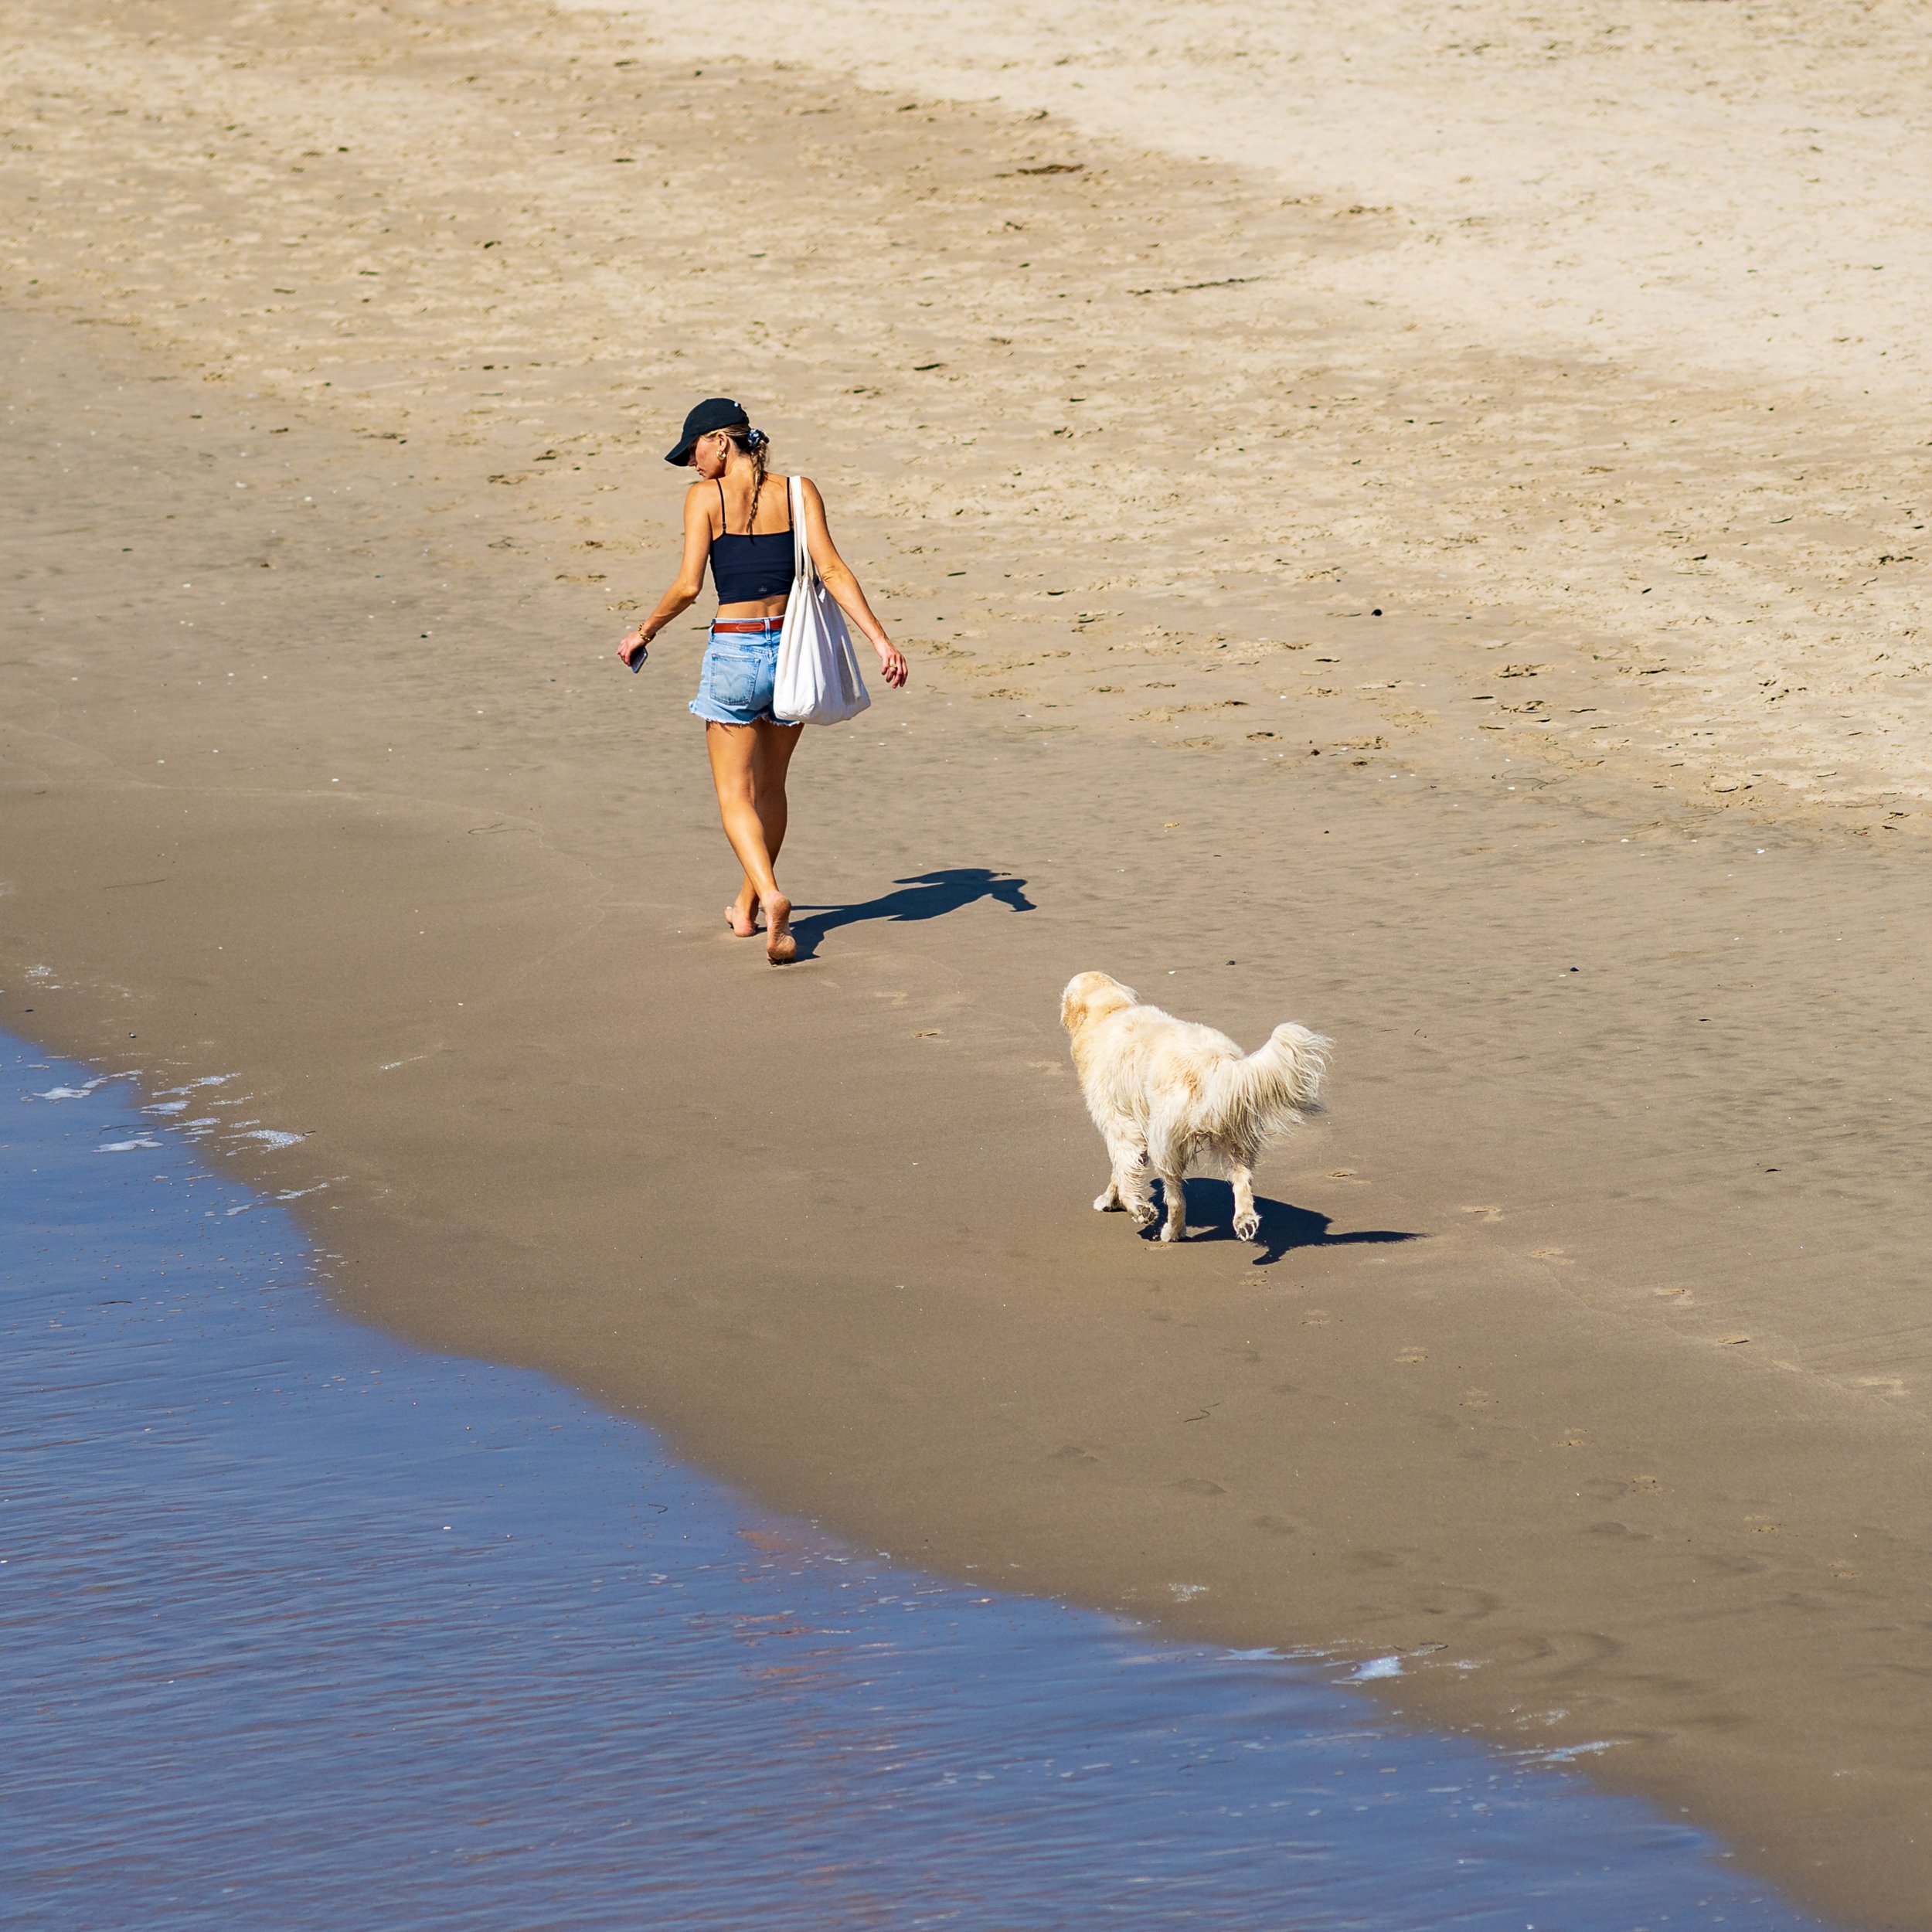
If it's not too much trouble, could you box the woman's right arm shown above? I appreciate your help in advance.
[618,488,712,668]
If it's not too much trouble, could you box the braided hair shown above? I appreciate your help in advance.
[722,425,770,526]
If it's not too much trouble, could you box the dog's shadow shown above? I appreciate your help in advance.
[1148,1179,1423,1267]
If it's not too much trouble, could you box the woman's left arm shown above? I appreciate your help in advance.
[800,478,909,688]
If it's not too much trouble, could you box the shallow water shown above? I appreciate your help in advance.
[1,1035,1831,1931]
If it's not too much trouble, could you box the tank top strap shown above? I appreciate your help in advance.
[716,478,729,534]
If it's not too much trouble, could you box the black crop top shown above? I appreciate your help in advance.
[709,480,794,604]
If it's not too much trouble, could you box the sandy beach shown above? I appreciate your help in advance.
[4,0,1930,1923]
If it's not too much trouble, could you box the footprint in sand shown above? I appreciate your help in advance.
[1416,1586,1499,1622]
[1495,1630,1621,1679]
[1854,1373,1909,1397]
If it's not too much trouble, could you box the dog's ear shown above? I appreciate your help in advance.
[1062,971,1131,1032]
[1060,973,1095,1034]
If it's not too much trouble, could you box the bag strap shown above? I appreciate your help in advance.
[789,476,813,590]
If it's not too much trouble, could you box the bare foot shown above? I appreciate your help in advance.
[725,903,758,937]
[763,893,795,965]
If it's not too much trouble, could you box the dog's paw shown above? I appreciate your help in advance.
[1233,1210,1260,1242]
[1158,1223,1185,1243]
[1094,1191,1123,1213]
[1128,1199,1159,1228]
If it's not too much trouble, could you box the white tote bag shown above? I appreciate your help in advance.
[773,475,872,726]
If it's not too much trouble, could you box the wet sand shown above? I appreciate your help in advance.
[9,1038,1828,1928]
[4,1,1930,1923]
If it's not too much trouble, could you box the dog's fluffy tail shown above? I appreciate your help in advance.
[1206,1022,1331,1145]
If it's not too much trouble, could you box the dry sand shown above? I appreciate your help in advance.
[4,0,1930,1923]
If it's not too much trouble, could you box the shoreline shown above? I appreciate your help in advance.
[5,1031,1830,1928]
[6,2,1932,1925]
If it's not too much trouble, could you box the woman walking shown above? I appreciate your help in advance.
[618,400,907,964]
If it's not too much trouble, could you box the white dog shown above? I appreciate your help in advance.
[1060,971,1330,1244]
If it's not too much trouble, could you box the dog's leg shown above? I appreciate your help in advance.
[1100,1131,1156,1224]
[1156,1168,1188,1243]
[1230,1158,1260,1243]
[1094,1128,1128,1211]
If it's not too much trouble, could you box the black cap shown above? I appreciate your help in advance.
[665,397,750,466]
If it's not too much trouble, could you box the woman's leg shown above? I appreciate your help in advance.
[749,718,802,868]
[716,721,802,934]
[706,720,800,962]
[706,723,777,912]
[749,721,801,961]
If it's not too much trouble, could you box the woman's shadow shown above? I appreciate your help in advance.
[791,868,1033,958]
[1152,1179,1422,1267]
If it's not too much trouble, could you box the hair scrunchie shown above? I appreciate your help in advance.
[746,427,768,451]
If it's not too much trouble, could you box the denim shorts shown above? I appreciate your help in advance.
[689,621,798,727]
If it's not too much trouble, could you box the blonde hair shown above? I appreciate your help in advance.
[719,424,770,527]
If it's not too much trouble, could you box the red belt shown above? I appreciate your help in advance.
[712,617,784,633]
